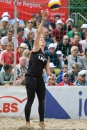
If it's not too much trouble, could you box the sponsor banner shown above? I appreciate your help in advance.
[0,86,87,119]
[0,0,68,22]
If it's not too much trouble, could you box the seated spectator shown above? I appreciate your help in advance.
[24,19,37,40]
[24,31,34,50]
[56,35,71,64]
[0,17,9,38]
[32,14,39,29]
[81,48,87,69]
[79,32,87,52]
[57,64,68,83]
[63,18,74,33]
[58,72,74,86]
[1,43,14,66]
[22,49,30,68]
[43,62,56,84]
[17,27,25,46]
[56,50,64,67]
[74,70,87,86]
[47,76,57,86]
[68,46,85,72]
[42,27,54,50]
[1,29,18,48]
[45,43,61,69]
[80,24,87,40]
[69,63,79,83]
[51,19,66,43]
[0,64,13,85]
[16,43,28,64]
[51,14,60,29]
[67,25,82,42]
[70,35,83,55]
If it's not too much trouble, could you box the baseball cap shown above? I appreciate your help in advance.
[48,43,55,49]
[19,43,28,49]
[78,70,87,76]
[49,62,56,68]
[56,50,63,56]
[1,17,9,22]
[81,24,87,29]
[56,20,64,25]
[62,72,69,77]
[66,18,74,24]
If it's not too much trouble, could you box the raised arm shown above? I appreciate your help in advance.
[33,11,48,51]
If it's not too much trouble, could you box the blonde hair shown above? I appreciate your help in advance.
[71,46,78,52]
[22,49,30,59]
[72,63,78,69]
[62,64,68,69]
[27,31,34,39]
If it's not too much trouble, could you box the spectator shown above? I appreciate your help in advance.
[51,14,60,29]
[63,18,74,33]
[79,32,87,52]
[9,11,25,28]
[67,25,82,42]
[81,48,87,69]
[58,72,74,86]
[56,35,71,64]
[80,24,87,40]
[17,27,25,46]
[42,27,54,50]
[74,70,87,86]
[45,43,61,69]
[24,19,37,40]
[56,51,64,67]
[0,64,13,85]
[69,63,79,83]
[12,18,20,29]
[1,43,14,65]
[1,29,18,48]
[47,76,57,86]
[51,19,66,43]
[22,49,30,68]
[24,31,34,50]
[0,17,9,38]
[70,35,83,55]
[32,14,39,29]
[68,46,85,72]
[43,62,56,84]
[57,64,68,83]
[16,43,28,64]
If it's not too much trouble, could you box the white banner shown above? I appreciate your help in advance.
[0,86,87,119]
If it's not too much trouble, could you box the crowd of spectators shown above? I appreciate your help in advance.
[0,10,87,86]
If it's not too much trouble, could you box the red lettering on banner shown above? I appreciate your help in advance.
[3,103,10,112]
[11,103,18,112]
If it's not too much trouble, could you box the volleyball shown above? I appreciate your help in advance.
[48,0,61,10]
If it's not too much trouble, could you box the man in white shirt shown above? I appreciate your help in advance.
[1,29,18,48]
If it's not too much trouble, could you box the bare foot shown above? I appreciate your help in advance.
[26,122,30,126]
[39,122,45,130]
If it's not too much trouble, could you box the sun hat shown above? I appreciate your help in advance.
[56,19,64,25]
[78,70,87,76]
[2,12,10,18]
[49,62,56,68]
[56,50,63,56]
[1,17,9,22]
[19,43,28,49]
[48,43,55,49]
[66,18,74,24]
[62,72,69,77]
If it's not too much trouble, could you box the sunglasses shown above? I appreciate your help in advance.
[28,22,33,24]
[81,75,85,77]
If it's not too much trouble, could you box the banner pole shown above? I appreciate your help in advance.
[14,0,17,86]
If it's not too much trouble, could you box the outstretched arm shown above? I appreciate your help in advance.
[33,11,48,52]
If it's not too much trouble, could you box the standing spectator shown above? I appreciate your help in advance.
[58,72,74,86]
[51,14,60,29]
[24,31,34,50]
[56,35,71,64]
[1,43,14,65]
[57,64,68,83]
[0,64,13,85]
[67,25,82,42]
[51,19,66,44]
[42,27,54,50]
[68,46,85,72]
[1,29,18,48]
[17,27,25,46]
[74,70,87,86]
[24,19,37,40]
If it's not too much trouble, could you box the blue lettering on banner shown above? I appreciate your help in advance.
[79,91,87,117]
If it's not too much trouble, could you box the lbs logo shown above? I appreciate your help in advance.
[0,96,27,113]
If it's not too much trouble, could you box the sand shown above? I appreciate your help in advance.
[0,116,87,130]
